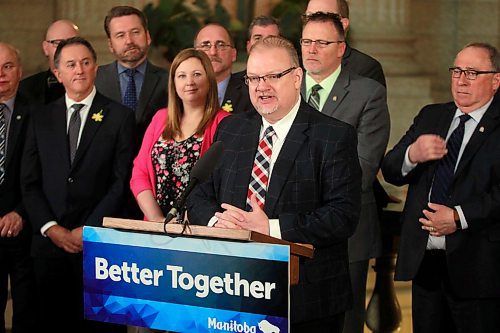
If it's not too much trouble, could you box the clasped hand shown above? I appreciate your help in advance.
[214,194,270,235]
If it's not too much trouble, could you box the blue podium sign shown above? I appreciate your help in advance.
[83,226,290,332]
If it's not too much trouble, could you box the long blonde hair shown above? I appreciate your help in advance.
[163,48,220,140]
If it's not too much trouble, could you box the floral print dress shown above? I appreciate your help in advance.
[151,135,204,214]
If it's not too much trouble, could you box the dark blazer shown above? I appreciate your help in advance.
[18,70,65,105]
[342,44,386,88]
[21,91,136,258]
[222,72,253,114]
[381,94,500,298]
[302,70,390,262]
[0,93,31,244]
[188,101,362,323]
[95,60,168,140]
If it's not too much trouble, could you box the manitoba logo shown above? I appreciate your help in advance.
[208,318,256,333]
[258,320,280,333]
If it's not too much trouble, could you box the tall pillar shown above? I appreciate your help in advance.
[348,0,433,149]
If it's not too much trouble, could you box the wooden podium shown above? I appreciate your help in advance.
[103,217,314,285]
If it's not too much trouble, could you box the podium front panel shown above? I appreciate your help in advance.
[83,226,290,332]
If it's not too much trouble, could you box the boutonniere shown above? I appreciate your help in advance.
[222,100,233,113]
[91,109,104,122]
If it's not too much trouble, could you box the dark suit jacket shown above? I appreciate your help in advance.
[302,70,390,262]
[21,92,136,258]
[342,44,386,88]
[0,93,32,245]
[187,102,362,323]
[95,60,168,140]
[222,72,253,114]
[381,94,500,298]
[18,70,65,105]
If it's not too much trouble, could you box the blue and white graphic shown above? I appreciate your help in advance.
[83,227,290,332]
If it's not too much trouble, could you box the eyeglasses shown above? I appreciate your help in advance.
[300,38,344,48]
[196,41,233,51]
[449,67,498,80]
[244,67,297,85]
[46,39,64,46]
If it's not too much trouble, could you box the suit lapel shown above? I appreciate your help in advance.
[49,98,72,170]
[5,97,27,169]
[265,102,309,216]
[72,93,107,167]
[137,61,160,121]
[322,70,349,117]
[454,96,500,179]
[232,113,261,208]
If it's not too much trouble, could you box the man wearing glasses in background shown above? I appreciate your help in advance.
[19,19,80,104]
[194,23,252,114]
[382,43,500,333]
[188,35,361,332]
[300,13,390,333]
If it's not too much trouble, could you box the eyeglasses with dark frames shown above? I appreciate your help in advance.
[196,41,233,51]
[244,67,297,85]
[300,38,344,48]
[449,67,498,80]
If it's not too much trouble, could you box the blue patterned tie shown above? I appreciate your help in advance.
[430,114,471,204]
[123,68,137,111]
[0,104,6,185]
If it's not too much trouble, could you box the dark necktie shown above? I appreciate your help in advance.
[308,84,322,111]
[0,104,6,185]
[123,68,137,111]
[247,126,275,210]
[430,114,471,204]
[68,104,85,164]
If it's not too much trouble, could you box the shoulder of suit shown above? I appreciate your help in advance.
[145,60,168,76]
[346,47,381,67]
[346,70,386,90]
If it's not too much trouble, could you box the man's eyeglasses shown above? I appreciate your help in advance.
[244,67,297,85]
[46,39,64,46]
[196,41,232,51]
[300,38,344,48]
[449,67,498,80]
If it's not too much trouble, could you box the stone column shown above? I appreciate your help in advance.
[348,0,433,149]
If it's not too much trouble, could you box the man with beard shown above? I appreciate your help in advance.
[96,5,168,141]
[194,23,252,114]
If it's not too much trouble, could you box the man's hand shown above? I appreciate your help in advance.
[419,203,457,236]
[0,212,24,237]
[71,226,84,248]
[408,134,447,163]
[216,195,270,235]
[46,225,83,253]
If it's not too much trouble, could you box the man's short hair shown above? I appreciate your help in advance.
[302,11,345,38]
[463,42,500,72]
[337,0,350,19]
[104,6,148,38]
[193,23,235,47]
[249,36,299,68]
[247,16,281,40]
[54,37,97,69]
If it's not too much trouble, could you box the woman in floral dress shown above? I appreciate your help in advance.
[130,48,230,221]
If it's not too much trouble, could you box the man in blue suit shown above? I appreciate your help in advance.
[188,36,361,332]
[382,43,500,333]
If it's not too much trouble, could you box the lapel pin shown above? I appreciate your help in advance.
[332,96,337,102]
[479,126,485,132]
[16,115,21,120]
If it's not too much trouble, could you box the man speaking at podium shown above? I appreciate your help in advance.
[188,36,361,333]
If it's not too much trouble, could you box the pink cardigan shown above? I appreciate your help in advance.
[130,108,231,199]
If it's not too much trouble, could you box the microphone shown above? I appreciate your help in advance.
[163,141,224,223]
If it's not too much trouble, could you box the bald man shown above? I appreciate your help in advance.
[0,42,36,333]
[19,19,80,104]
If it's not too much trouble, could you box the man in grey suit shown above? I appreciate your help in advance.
[300,12,390,333]
[96,6,168,141]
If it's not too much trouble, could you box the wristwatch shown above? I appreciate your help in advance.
[453,209,462,230]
